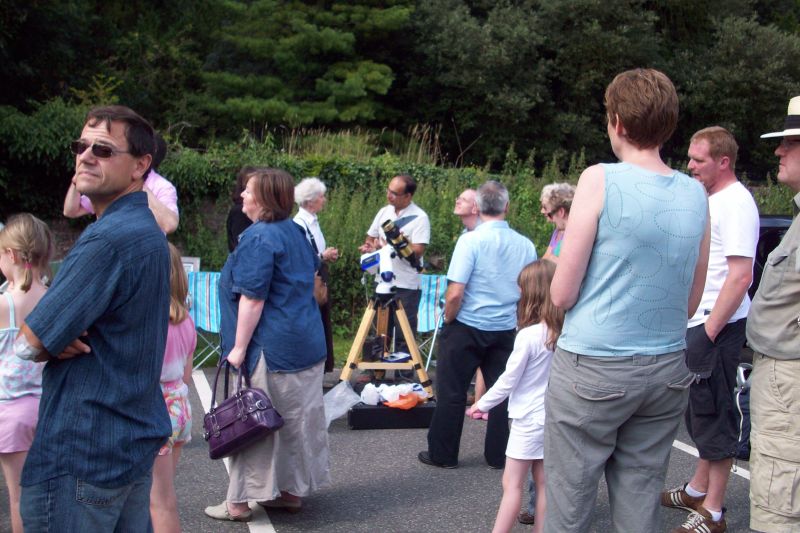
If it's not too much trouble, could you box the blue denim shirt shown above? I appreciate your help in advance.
[22,192,171,488]
[219,219,325,375]
[447,220,537,331]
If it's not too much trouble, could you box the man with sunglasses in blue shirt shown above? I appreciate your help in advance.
[63,132,180,234]
[15,105,171,532]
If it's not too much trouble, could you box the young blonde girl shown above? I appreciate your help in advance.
[466,260,564,533]
[0,214,53,533]
[150,243,196,532]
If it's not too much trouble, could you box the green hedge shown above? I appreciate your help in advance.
[160,139,793,337]
[1,99,795,336]
[160,139,563,335]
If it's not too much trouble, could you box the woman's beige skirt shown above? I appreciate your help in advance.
[227,356,330,503]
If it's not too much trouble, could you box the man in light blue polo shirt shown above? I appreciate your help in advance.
[419,180,536,469]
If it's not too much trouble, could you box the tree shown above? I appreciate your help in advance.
[0,1,96,109]
[532,0,664,164]
[191,0,411,137]
[401,0,548,165]
[403,0,668,166]
[672,16,800,178]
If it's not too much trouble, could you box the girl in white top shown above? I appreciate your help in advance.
[0,213,53,533]
[467,260,564,533]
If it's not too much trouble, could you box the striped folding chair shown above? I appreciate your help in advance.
[188,271,221,369]
[416,273,447,370]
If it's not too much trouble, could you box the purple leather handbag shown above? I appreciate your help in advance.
[203,362,284,460]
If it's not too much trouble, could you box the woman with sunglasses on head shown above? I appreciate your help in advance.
[205,167,329,522]
[539,183,576,263]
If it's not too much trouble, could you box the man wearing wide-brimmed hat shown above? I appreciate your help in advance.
[746,95,800,533]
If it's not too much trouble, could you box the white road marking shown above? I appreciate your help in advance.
[672,439,751,480]
[193,369,277,532]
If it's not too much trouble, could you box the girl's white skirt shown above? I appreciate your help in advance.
[505,413,544,460]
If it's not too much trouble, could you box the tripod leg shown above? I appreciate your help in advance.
[340,301,377,382]
[394,301,435,400]
[374,306,391,380]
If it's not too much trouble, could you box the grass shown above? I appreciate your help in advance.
[333,334,355,368]
[192,332,221,368]
[280,125,444,166]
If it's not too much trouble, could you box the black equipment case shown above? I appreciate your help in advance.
[347,401,436,430]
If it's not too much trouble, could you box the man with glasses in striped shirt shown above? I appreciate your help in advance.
[15,105,171,532]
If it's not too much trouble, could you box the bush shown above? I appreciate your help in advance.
[159,138,572,335]
[0,99,87,218]
[747,174,795,216]
[1,103,794,337]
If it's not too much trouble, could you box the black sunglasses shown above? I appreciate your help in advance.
[70,140,130,159]
[541,205,559,218]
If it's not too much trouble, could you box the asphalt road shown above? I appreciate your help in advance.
[0,369,755,532]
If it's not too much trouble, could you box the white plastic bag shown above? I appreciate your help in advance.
[323,380,362,428]
[409,382,429,400]
[360,383,381,405]
[375,383,429,403]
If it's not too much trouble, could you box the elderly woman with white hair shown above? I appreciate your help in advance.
[294,177,338,372]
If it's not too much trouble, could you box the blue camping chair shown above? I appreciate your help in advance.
[188,271,221,369]
[417,273,447,370]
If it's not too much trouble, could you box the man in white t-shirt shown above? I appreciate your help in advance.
[661,126,759,532]
[359,174,430,356]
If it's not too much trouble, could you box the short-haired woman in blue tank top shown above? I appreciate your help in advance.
[543,69,711,533]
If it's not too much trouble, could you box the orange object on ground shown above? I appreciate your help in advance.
[383,394,422,410]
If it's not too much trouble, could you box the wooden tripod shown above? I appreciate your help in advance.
[339,295,434,399]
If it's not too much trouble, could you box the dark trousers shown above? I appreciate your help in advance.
[319,296,334,372]
[685,319,746,459]
[388,288,420,354]
[427,320,514,467]
[318,263,334,372]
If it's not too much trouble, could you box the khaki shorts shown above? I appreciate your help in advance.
[749,354,800,532]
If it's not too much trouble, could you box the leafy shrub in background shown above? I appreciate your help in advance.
[747,175,796,217]
[1,104,795,337]
[0,99,87,218]
[152,132,565,334]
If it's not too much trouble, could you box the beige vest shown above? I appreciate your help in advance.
[746,193,800,360]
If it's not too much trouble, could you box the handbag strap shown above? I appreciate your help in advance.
[236,362,253,391]
[224,361,231,399]
[298,219,321,257]
[210,360,254,408]
[210,361,226,407]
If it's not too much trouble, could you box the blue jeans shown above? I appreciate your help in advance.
[527,474,536,514]
[20,471,153,533]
